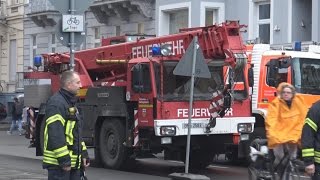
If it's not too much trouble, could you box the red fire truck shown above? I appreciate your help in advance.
[24,21,255,169]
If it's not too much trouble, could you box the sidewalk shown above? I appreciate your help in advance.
[0,119,11,131]
[0,131,42,160]
[0,130,94,160]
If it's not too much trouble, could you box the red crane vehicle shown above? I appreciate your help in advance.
[24,21,255,169]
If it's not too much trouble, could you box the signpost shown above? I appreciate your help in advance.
[171,36,210,180]
[48,0,94,70]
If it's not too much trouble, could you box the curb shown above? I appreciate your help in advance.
[0,123,10,131]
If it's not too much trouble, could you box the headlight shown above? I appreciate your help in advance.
[237,123,253,133]
[160,126,176,136]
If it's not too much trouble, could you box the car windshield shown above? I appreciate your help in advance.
[292,57,320,95]
[156,61,224,101]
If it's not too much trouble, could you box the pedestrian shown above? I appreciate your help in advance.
[265,82,308,178]
[301,100,320,179]
[43,71,90,180]
[7,97,23,135]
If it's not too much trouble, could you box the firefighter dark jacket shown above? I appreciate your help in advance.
[43,88,89,169]
[302,100,320,166]
[265,94,308,149]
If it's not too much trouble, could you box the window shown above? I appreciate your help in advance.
[51,34,56,53]
[266,60,288,87]
[11,0,19,5]
[131,63,151,93]
[9,40,17,82]
[137,23,144,34]
[205,9,218,26]
[200,2,225,27]
[32,35,37,59]
[292,58,320,95]
[158,2,191,36]
[116,26,121,36]
[29,35,37,68]
[259,4,270,20]
[94,27,100,48]
[11,7,18,13]
[169,9,188,34]
[257,3,270,43]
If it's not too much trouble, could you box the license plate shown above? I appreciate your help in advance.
[182,123,207,129]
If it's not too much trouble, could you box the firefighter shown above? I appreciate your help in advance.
[43,71,90,180]
[265,83,307,177]
[301,100,320,179]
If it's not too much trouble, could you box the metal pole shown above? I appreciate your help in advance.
[185,36,198,174]
[70,0,75,71]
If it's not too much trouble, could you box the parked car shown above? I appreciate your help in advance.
[0,103,7,120]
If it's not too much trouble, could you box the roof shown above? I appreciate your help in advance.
[262,50,320,59]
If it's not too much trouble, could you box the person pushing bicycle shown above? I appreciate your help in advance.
[266,83,308,179]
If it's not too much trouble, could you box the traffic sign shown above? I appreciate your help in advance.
[62,15,84,32]
[173,38,211,78]
[48,0,94,14]
[56,18,85,48]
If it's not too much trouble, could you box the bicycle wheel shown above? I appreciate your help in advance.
[282,161,302,180]
[67,19,72,25]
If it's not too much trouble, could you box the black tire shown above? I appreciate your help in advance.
[99,119,127,169]
[188,149,214,170]
[94,145,102,167]
[39,119,46,154]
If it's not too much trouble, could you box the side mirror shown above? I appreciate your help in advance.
[248,65,254,87]
[279,58,291,68]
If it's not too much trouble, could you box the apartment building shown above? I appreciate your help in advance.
[0,0,25,93]
[156,0,319,44]
[23,0,155,73]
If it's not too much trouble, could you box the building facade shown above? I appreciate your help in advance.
[23,0,155,75]
[156,0,320,44]
[0,0,26,93]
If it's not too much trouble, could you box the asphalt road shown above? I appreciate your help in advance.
[0,130,252,180]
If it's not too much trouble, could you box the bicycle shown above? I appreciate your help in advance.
[248,138,310,180]
[67,17,80,25]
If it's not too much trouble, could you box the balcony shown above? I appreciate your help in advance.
[26,0,60,27]
[90,0,154,24]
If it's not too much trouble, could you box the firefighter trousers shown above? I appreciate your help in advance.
[48,168,80,180]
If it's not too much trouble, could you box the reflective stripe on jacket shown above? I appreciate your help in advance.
[43,114,84,169]
[302,100,320,166]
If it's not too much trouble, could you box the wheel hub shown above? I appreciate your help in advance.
[106,133,117,157]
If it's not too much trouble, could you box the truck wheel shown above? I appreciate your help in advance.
[39,119,46,154]
[99,119,127,169]
[189,149,213,170]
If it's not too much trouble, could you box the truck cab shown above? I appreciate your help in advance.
[248,43,320,142]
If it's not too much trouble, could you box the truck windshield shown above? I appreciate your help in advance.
[158,61,224,101]
[292,57,320,95]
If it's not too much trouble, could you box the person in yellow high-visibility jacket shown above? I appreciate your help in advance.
[43,71,90,180]
[265,83,308,174]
